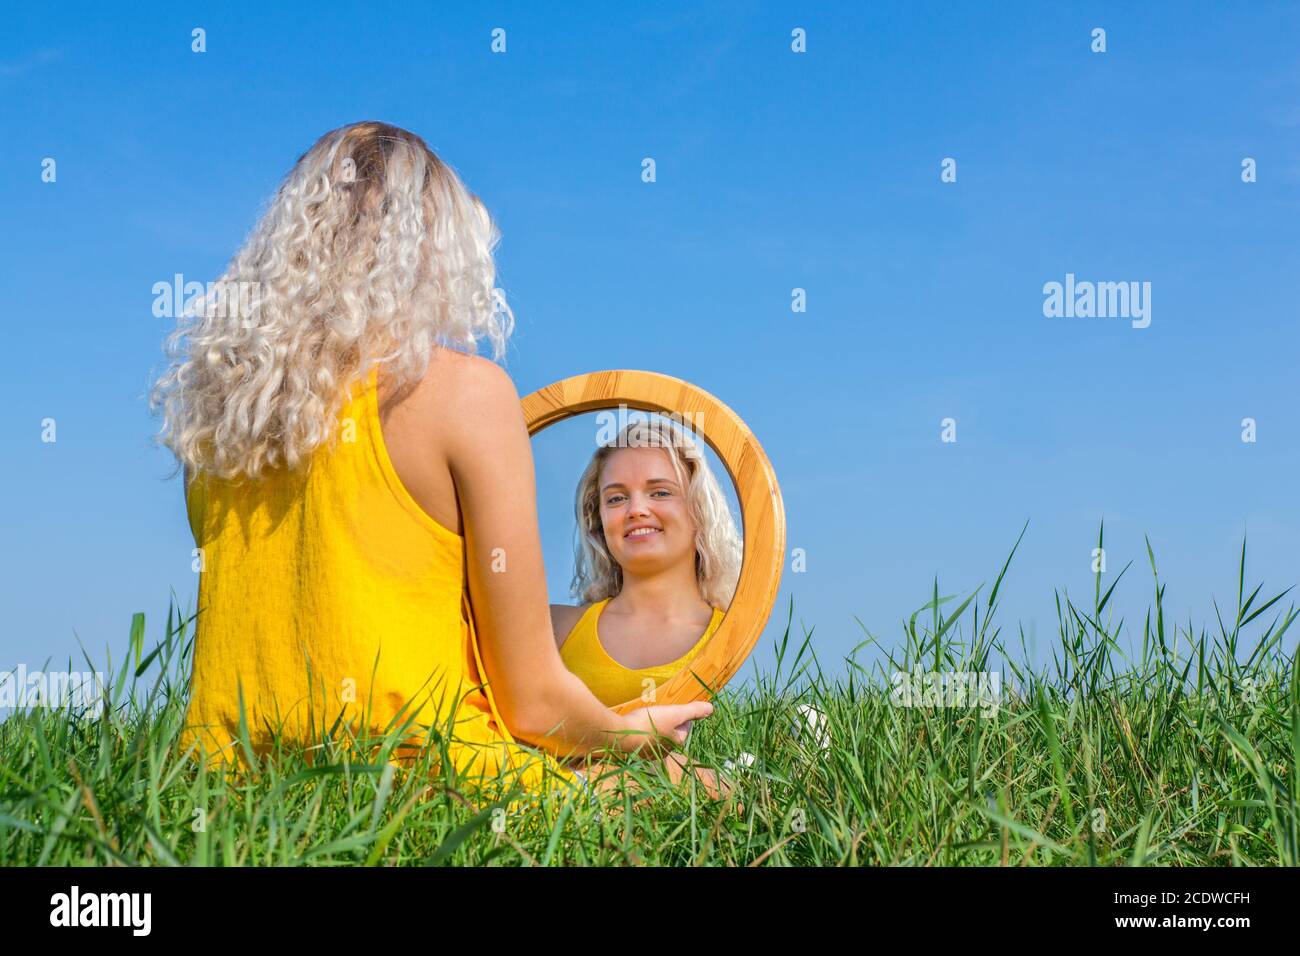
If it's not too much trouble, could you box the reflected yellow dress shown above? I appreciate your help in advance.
[179,366,584,802]
[560,598,723,707]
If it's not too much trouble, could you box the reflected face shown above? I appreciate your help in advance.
[598,446,697,576]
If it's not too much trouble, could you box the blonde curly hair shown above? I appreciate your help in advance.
[149,120,514,481]
[569,417,743,610]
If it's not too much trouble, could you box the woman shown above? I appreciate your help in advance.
[150,121,712,804]
[552,417,743,794]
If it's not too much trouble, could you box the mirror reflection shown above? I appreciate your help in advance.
[534,411,743,707]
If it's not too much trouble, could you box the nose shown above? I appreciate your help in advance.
[627,493,652,518]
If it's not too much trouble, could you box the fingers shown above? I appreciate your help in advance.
[628,701,716,755]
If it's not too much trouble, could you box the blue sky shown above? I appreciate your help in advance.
[2,1,1298,693]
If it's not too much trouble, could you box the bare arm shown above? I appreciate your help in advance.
[443,359,646,758]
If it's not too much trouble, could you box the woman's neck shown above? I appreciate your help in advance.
[611,564,712,621]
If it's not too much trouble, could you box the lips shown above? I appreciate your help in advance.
[625,527,662,539]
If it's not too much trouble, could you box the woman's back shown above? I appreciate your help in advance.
[180,359,573,792]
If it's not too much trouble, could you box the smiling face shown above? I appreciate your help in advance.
[598,445,698,577]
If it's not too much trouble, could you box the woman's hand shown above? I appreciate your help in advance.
[617,700,714,756]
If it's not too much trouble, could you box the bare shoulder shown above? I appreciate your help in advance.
[382,348,515,414]
[416,351,524,451]
[378,350,524,475]
[549,603,589,650]
[432,349,518,408]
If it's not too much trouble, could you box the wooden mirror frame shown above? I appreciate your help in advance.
[521,370,785,714]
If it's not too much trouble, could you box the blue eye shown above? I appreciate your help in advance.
[606,490,671,505]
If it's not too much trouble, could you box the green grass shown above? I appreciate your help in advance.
[2,523,1297,866]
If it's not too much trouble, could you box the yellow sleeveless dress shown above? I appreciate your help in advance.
[179,365,585,802]
[559,598,723,707]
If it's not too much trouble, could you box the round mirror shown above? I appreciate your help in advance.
[521,370,785,715]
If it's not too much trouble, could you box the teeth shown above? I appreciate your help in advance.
[628,528,659,537]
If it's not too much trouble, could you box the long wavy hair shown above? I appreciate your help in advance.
[570,417,743,611]
[149,120,515,482]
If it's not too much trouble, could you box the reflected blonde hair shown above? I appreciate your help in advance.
[570,418,742,610]
[149,120,514,481]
